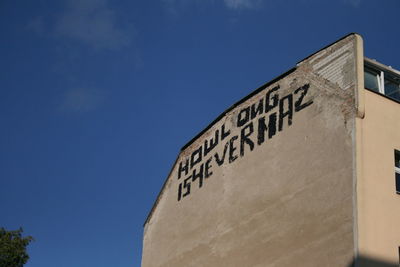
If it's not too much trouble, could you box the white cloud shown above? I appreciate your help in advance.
[60,87,105,112]
[55,0,131,50]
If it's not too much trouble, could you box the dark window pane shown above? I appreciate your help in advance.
[395,150,400,168]
[396,172,400,194]
[385,79,400,101]
[365,70,380,92]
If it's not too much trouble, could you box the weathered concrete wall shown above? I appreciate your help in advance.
[142,35,359,267]
[356,90,400,265]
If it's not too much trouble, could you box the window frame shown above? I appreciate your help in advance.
[395,150,400,195]
[364,59,400,102]
[395,168,400,195]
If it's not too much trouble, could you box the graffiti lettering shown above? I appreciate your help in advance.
[265,85,280,113]
[278,94,293,131]
[229,135,239,163]
[294,84,313,112]
[205,157,213,178]
[237,107,250,127]
[177,83,313,201]
[251,99,264,119]
[221,124,231,140]
[192,164,204,188]
[204,130,219,156]
[240,122,254,157]
[257,113,277,145]
[215,142,229,166]
[190,146,202,169]
[178,159,189,179]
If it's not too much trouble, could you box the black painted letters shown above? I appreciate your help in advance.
[177,83,313,201]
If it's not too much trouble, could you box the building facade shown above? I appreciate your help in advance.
[141,34,400,267]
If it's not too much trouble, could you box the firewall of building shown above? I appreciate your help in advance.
[141,34,400,267]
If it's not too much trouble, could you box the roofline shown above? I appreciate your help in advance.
[143,67,297,226]
[296,32,360,65]
[182,33,362,152]
[143,156,180,227]
[143,33,363,227]
[181,67,297,151]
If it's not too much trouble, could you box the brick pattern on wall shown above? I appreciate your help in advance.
[312,42,355,90]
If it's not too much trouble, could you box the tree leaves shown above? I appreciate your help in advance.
[0,227,34,267]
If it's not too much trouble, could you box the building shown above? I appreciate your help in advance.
[141,34,400,267]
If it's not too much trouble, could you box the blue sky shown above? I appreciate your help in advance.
[1,0,399,266]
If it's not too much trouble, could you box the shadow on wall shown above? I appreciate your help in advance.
[348,255,398,267]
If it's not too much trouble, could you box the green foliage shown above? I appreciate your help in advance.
[0,227,34,267]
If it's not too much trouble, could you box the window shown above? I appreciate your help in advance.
[395,150,400,194]
[364,61,400,102]
[385,74,400,100]
[364,66,380,93]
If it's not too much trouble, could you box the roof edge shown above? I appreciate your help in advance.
[181,67,297,151]
[296,32,360,65]
[143,32,364,227]
[143,67,297,226]
[143,155,180,227]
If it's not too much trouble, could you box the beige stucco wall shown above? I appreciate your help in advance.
[356,89,400,265]
[142,35,359,267]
